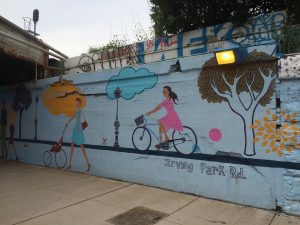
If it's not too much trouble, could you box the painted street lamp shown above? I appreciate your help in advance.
[34,95,39,140]
[113,87,122,147]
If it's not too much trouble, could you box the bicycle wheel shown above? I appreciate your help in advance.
[132,127,152,151]
[43,151,52,167]
[55,149,67,168]
[172,126,197,155]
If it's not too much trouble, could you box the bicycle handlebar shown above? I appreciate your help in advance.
[144,114,149,124]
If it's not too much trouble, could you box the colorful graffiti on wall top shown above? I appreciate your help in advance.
[198,51,276,156]
[76,11,285,72]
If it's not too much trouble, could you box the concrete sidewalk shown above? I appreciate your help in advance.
[0,160,299,225]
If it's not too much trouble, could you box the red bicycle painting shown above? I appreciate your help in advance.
[43,125,68,168]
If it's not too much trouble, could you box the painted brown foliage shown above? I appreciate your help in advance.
[198,50,276,107]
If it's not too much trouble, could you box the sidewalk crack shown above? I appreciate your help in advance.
[268,212,277,225]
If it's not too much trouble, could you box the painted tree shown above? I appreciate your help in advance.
[198,51,276,156]
[13,84,32,139]
[43,79,86,117]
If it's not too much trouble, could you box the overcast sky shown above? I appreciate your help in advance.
[0,0,152,57]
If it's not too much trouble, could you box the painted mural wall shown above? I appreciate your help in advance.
[1,11,300,215]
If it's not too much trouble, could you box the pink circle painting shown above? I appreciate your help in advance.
[209,128,222,142]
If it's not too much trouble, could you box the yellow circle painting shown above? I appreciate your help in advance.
[43,79,86,117]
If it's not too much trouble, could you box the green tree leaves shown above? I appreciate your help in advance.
[149,0,292,36]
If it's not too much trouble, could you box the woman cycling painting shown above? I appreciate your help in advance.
[146,86,183,149]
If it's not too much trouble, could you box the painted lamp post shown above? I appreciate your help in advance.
[114,87,122,147]
[34,95,39,140]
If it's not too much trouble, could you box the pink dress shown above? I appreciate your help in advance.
[158,99,183,131]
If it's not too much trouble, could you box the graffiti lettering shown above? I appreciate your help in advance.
[200,162,225,176]
[200,163,246,180]
[145,35,179,53]
[229,166,246,180]
[164,159,193,173]
[225,12,285,45]
[77,45,140,72]
[75,11,285,73]
[190,28,208,55]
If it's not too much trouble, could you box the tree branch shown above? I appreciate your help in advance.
[221,73,233,96]
[211,73,248,114]
[233,72,245,86]
[246,76,256,102]
[257,68,275,97]
[232,71,247,111]
[211,79,231,100]
[251,68,275,110]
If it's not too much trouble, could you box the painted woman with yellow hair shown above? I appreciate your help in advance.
[66,98,91,172]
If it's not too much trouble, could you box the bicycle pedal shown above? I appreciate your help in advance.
[160,142,170,150]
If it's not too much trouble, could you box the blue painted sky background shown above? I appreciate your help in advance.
[0,0,152,57]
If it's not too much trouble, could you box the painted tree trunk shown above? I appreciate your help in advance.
[19,108,23,139]
[242,113,256,156]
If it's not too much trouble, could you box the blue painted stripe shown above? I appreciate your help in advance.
[12,138,300,170]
